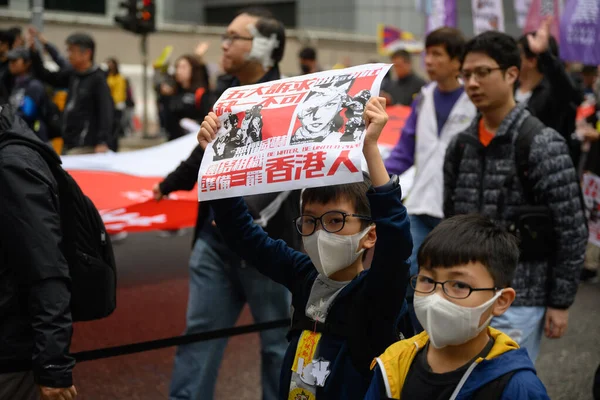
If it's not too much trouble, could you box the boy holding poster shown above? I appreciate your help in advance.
[197,96,413,399]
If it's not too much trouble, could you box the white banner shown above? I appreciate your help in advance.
[472,0,505,34]
[197,64,392,201]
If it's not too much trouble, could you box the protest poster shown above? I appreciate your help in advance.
[514,0,533,28]
[472,0,505,34]
[197,64,392,201]
[583,173,600,247]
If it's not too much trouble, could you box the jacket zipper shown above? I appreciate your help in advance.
[479,147,486,213]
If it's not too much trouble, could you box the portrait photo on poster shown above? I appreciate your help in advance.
[290,74,372,146]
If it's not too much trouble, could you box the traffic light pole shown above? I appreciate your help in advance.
[140,34,150,138]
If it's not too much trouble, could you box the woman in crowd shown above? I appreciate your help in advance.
[160,54,212,141]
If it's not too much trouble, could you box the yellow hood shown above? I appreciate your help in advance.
[370,327,519,399]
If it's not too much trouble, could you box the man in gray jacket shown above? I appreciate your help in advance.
[443,30,587,362]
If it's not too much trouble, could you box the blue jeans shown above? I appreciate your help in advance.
[407,214,441,334]
[169,239,291,400]
[491,306,546,363]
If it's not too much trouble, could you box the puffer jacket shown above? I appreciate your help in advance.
[443,103,587,308]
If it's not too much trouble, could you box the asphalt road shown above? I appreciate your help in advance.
[70,231,600,399]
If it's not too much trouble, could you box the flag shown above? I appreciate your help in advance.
[524,0,562,37]
[559,0,600,64]
[425,0,457,33]
[514,0,534,28]
[377,25,424,55]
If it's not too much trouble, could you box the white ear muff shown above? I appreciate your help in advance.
[246,24,279,70]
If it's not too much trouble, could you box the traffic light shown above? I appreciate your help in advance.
[114,0,156,35]
[138,0,156,34]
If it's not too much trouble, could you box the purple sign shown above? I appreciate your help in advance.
[559,0,600,65]
[425,0,457,33]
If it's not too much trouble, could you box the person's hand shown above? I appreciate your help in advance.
[160,83,175,96]
[153,183,165,201]
[94,144,109,153]
[195,41,210,58]
[39,385,77,400]
[197,112,220,150]
[363,96,388,148]
[544,307,569,339]
[527,16,552,55]
[581,124,600,142]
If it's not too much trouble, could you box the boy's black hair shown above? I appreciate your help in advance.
[417,214,520,287]
[461,31,521,72]
[391,49,411,63]
[299,46,317,61]
[301,173,372,229]
[425,27,466,60]
[66,33,96,62]
[237,6,286,64]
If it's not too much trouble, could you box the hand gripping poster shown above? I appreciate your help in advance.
[197,64,392,201]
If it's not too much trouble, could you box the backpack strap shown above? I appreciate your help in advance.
[472,370,517,400]
[514,115,545,205]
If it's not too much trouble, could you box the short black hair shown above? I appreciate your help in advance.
[418,214,520,288]
[462,31,521,71]
[299,46,317,61]
[8,27,22,38]
[425,27,466,60]
[391,49,411,63]
[0,30,16,48]
[237,6,274,19]
[302,174,372,229]
[66,33,96,61]
[237,7,286,65]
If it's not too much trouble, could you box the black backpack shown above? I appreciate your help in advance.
[452,115,555,261]
[0,109,117,322]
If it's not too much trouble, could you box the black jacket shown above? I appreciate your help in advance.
[518,51,584,163]
[164,86,213,141]
[0,105,75,387]
[444,103,587,308]
[0,60,14,104]
[159,65,302,251]
[30,50,114,150]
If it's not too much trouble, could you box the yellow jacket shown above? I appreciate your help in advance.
[106,74,127,108]
[370,327,530,400]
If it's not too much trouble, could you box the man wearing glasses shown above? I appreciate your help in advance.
[443,31,587,363]
[159,8,296,400]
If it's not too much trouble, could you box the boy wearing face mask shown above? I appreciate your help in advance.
[197,97,413,399]
[365,214,549,400]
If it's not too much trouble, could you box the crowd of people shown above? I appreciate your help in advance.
[1,6,600,400]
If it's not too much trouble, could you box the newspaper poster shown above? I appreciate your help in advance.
[583,172,600,247]
[197,64,392,201]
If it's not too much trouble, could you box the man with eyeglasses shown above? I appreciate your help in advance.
[160,7,296,400]
[384,27,476,334]
[443,30,587,363]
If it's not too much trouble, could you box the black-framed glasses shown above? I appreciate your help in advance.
[410,274,499,299]
[221,33,253,45]
[293,211,372,236]
[459,67,504,82]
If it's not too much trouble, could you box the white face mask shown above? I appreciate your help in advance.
[302,226,372,278]
[414,289,504,349]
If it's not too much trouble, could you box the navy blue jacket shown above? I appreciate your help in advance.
[210,183,412,399]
